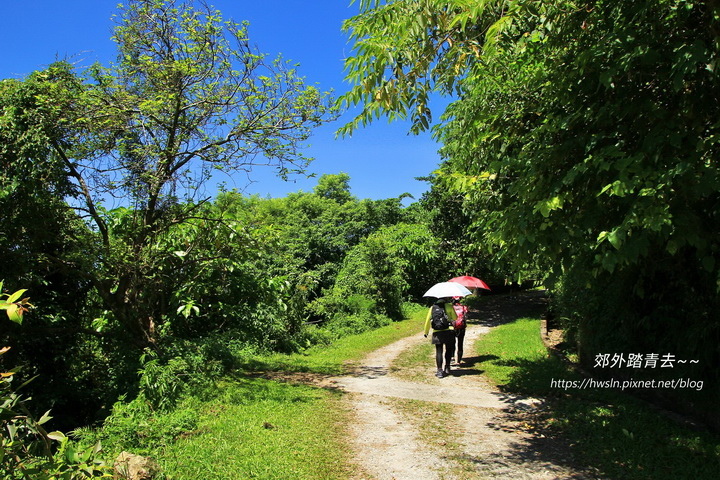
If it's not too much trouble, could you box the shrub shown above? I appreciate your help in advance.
[75,394,202,454]
[460,295,486,311]
[297,324,336,347]
[1,348,110,479]
[325,311,391,338]
[401,302,426,318]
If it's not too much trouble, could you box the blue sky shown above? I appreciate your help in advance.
[0,1,447,203]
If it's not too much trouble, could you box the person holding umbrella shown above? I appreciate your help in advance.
[424,296,457,378]
[452,297,468,365]
[448,276,491,365]
[423,282,470,378]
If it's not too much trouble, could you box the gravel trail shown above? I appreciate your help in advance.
[331,292,602,480]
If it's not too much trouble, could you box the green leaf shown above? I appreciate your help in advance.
[534,196,564,218]
[47,431,66,441]
[38,409,53,425]
[607,230,624,250]
[65,445,80,464]
[5,304,23,325]
[6,289,27,303]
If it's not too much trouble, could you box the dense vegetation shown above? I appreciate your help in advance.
[2,0,719,476]
[340,0,719,424]
[0,0,482,439]
[473,311,720,480]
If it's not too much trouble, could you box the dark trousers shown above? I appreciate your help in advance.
[455,328,466,362]
[435,342,455,370]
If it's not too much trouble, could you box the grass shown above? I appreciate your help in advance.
[392,335,435,383]
[158,378,354,479]
[475,316,720,480]
[99,298,720,479]
[140,313,425,479]
[475,317,570,394]
[239,314,423,375]
[392,398,470,478]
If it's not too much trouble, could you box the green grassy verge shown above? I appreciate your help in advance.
[240,313,423,375]
[158,378,353,479]
[391,334,434,383]
[147,313,425,479]
[475,317,720,480]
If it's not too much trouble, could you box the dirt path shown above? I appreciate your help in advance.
[329,292,602,480]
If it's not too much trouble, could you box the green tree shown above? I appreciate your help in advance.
[338,0,510,136]
[221,174,408,297]
[1,0,335,349]
[319,222,441,320]
[417,173,513,286]
[313,171,354,203]
[339,0,720,396]
[210,175,413,332]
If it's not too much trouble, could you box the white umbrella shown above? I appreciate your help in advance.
[423,282,472,298]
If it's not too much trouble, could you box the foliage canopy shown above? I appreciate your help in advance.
[1,0,336,349]
[340,0,720,406]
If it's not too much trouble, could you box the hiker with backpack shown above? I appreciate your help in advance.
[424,297,458,378]
[452,297,468,365]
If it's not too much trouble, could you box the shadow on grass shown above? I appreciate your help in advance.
[447,369,485,378]
[448,354,498,378]
[459,354,499,368]
[465,292,720,479]
[486,353,720,480]
[218,375,335,407]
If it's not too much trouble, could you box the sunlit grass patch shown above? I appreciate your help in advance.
[159,377,355,480]
[245,313,423,375]
[88,308,431,479]
[153,311,428,479]
[475,317,570,394]
[393,340,435,383]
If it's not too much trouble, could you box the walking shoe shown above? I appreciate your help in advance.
[435,369,445,378]
[444,366,451,376]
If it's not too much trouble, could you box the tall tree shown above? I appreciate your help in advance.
[339,0,720,388]
[1,0,335,348]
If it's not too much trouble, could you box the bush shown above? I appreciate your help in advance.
[75,394,202,455]
[460,295,486,310]
[309,293,378,320]
[297,324,336,347]
[325,311,391,338]
[1,348,110,479]
[553,255,720,429]
[307,293,393,340]
[400,302,426,318]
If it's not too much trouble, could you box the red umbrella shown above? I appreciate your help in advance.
[448,275,491,291]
